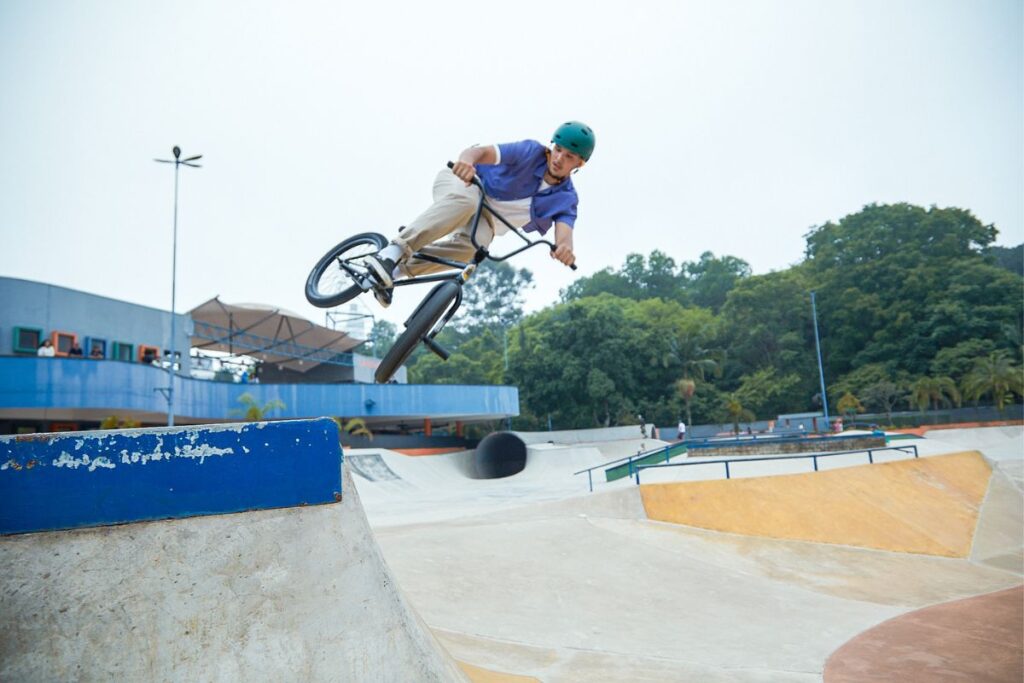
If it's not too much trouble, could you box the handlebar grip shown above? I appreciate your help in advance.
[447,160,482,188]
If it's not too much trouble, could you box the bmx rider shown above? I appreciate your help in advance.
[364,121,595,307]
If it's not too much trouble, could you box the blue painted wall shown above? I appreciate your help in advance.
[0,276,192,369]
[0,418,343,534]
[0,357,519,421]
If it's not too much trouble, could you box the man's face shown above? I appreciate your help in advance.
[548,144,585,179]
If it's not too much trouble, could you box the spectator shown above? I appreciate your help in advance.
[677,418,687,442]
[142,349,158,365]
[37,340,55,357]
[68,342,84,358]
[89,346,104,359]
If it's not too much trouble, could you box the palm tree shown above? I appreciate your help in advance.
[962,351,1023,412]
[666,331,721,381]
[675,378,696,429]
[231,392,286,421]
[724,395,755,436]
[910,376,960,414]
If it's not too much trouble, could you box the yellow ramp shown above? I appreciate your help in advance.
[640,451,992,557]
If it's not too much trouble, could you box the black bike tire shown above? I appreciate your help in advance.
[375,281,460,383]
[305,232,389,308]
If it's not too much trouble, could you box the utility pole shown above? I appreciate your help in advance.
[154,146,202,426]
[810,291,830,431]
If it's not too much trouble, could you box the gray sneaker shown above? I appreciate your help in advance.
[365,253,395,308]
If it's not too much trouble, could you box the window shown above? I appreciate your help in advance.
[85,337,107,359]
[50,331,77,356]
[138,345,161,364]
[13,327,43,354]
[112,342,134,362]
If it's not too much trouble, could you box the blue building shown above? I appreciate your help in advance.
[0,277,518,437]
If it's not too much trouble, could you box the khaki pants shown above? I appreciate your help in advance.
[394,168,496,277]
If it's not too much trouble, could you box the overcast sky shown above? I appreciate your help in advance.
[1,0,1021,336]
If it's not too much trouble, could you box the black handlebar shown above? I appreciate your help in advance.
[446,160,578,271]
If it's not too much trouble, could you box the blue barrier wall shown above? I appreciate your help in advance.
[0,356,519,422]
[0,418,342,535]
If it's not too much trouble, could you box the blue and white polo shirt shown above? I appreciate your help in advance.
[474,140,579,236]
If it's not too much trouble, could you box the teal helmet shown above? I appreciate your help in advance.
[551,121,595,161]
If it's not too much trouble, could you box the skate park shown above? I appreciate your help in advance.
[2,419,1021,681]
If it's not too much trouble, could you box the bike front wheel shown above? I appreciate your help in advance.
[375,281,461,383]
[305,233,389,308]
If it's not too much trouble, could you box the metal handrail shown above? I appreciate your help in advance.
[632,444,919,485]
[573,441,688,492]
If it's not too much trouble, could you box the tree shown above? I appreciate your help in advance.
[362,319,397,358]
[231,392,286,421]
[456,260,534,332]
[860,381,905,424]
[723,395,755,435]
[675,378,696,429]
[733,367,803,419]
[961,351,1023,412]
[909,376,960,414]
[680,251,751,312]
[802,203,1020,381]
[836,391,865,425]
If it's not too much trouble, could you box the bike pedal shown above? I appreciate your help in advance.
[423,336,450,361]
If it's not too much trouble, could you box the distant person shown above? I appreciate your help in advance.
[798,423,806,434]
[37,340,55,357]
[68,342,84,358]
[89,346,104,359]
[141,349,158,365]
[638,414,647,439]
[677,419,686,442]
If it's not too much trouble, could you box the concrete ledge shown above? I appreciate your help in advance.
[692,435,885,458]
[0,418,342,534]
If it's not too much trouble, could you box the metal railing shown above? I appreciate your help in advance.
[573,442,688,492]
[632,444,919,484]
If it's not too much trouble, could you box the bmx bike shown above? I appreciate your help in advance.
[305,162,577,384]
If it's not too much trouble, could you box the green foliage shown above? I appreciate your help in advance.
[803,204,1018,380]
[681,251,752,312]
[99,415,141,430]
[230,392,286,421]
[930,339,997,384]
[405,202,1021,431]
[985,244,1024,276]
[456,260,534,332]
[836,391,865,423]
[732,367,803,420]
[332,417,372,440]
[362,320,397,358]
[961,351,1023,412]
[723,395,755,435]
[910,376,960,413]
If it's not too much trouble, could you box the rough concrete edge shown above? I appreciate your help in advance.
[340,460,471,682]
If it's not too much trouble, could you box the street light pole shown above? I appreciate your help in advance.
[810,291,830,431]
[154,146,202,426]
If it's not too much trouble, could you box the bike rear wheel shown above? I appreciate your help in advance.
[375,280,461,383]
[305,233,389,308]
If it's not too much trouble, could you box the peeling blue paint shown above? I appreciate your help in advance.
[0,418,342,535]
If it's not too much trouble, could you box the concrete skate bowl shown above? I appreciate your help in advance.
[474,431,528,479]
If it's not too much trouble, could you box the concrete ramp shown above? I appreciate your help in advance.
[0,420,467,682]
[640,451,993,557]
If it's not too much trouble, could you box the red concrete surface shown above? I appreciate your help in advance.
[824,585,1023,682]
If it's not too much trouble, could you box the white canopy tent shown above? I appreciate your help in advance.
[188,297,365,374]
